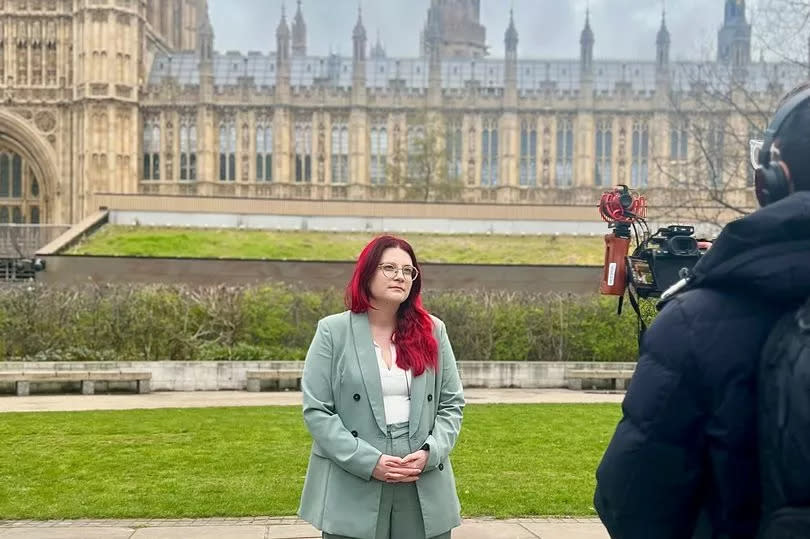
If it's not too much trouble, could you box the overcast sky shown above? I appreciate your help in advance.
[207,0,772,61]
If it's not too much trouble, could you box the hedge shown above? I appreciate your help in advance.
[0,283,642,363]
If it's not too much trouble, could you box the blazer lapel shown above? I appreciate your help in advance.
[408,365,427,437]
[350,312,388,433]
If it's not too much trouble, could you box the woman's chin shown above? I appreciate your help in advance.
[373,292,408,306]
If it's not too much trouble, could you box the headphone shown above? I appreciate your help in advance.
[755,87,810,206]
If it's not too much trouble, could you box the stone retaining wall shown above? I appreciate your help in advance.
[0,361,637,392]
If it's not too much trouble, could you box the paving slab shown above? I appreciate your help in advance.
[453,520,539,538]
[264,524,322,538]
[0,528,134,538]
[131,525,267,538]
[0,519,608,539]
[522,519,609,538]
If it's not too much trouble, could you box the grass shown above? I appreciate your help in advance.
[0,404,621,519]
[67,227,605,265]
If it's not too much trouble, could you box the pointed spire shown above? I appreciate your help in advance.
[657,4,670,46]
[656,3,670,69]
[580,4,594,71]
[277,3,290,38]
[292,0,306,57]
[196,0,214,62]
[423,3,442,62]
[353,5,367,41]
[580,5,594,45]
[371,29,387,59]
[719,0,751,65]
[276,3,290,63]
[505,8,518,53]
[353,5,367,62]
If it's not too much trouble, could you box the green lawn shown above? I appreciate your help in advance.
[67,227,605,265]
[0,404,620,519]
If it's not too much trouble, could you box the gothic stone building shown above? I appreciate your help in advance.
[0,0,805,225]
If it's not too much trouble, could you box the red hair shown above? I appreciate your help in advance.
[345,235,438,376]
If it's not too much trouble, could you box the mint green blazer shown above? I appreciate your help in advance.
[298,311,465,539]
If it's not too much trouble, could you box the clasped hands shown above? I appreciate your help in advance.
[372,450,428,483]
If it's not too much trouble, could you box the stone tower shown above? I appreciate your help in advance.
[421,0,486,58]
[718,0,751,67]
[292,0,307,57]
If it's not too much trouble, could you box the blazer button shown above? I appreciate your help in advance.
[353,394,361,401]
[351,430,358,437]
[427,394,433,402]
[428,430,433,435]
[438,463,444,471]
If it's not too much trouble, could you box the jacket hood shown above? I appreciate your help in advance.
[686,190,810,305]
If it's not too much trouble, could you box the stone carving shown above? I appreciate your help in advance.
[34,110,56,132]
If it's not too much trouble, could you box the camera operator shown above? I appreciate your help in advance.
[594,82,810,539]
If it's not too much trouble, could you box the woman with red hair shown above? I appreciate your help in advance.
[298,235,465,539]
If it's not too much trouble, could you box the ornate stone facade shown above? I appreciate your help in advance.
[0,0,196,225]
[0,0,801,225]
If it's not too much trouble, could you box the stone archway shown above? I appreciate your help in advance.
[0,110,60,224]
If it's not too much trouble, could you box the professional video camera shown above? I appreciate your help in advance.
[626,224,706,298]
[598,185,710,332]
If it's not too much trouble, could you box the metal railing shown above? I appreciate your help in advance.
[0,224,72,258]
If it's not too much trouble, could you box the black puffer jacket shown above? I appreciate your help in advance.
[594,191,810,539]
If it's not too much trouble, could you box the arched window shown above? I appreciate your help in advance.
[295,120,312,183]
[631,120,650,188]
[446,119,463,182]
[706,117,726,189]
[407,125,425,180]
[180,116,197,181]
[219,119,236,182]
[595,120,613,187]
[330,120,349,184]
[481,118,499,187]
[669,118,689,188]
[256,122,273,182]
[555,118,574,187]
[0,150,43,223]
[142,117,161,181]
[520,119,537,187]
[370,124,388,185]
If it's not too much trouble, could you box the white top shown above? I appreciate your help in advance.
[374,342,411,425]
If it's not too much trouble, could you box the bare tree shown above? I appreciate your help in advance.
[390,112,463,203]
[653,69,770,227]
[648,0,810,229]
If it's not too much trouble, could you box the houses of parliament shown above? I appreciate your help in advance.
[0,0,804,226]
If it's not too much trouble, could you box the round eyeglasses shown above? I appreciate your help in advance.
[377,263,419,281]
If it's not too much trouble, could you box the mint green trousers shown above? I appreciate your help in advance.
[323,422,453,539]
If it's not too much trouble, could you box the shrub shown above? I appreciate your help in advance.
[0,283,645,363]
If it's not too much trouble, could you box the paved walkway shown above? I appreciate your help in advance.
[0,388,624,413]
[0,388,620,538]
[0,517,609,538]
